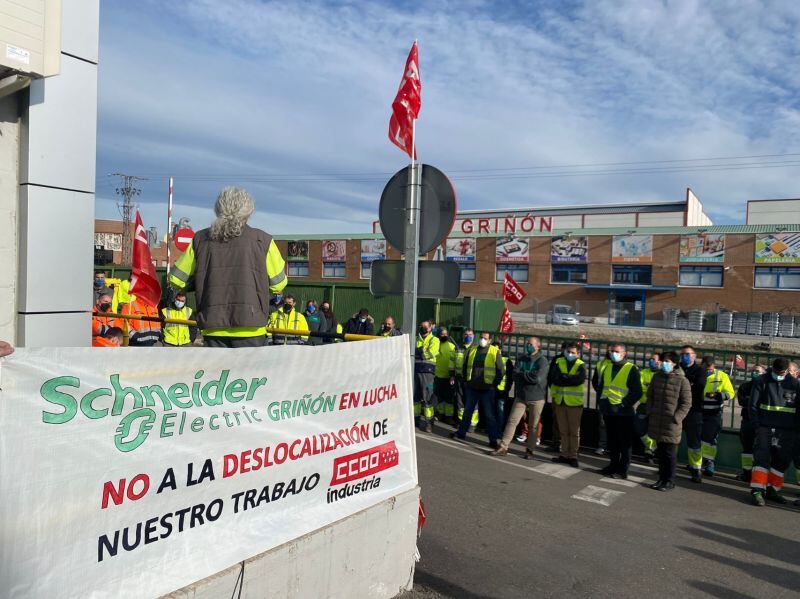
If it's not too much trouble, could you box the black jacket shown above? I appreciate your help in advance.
[749,370,800,430]
[681,362,705,412]
[343,316,374,336]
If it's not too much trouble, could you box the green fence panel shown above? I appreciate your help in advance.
[437,300,464,328]
[472,299,504,331]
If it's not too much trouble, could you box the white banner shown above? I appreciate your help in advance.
[0,337,417,598]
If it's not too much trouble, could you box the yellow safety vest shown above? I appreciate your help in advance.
[601,362,634,405]
[465,345,500,385]
[435,340,456,378]
[267,308,309,343]
[550,357,585,406]
[416,333,440,365]
[162,306,193,346]
[168,235,287,337]
[640,369,656,404]
[702,370,735,410]
[497,356,511,391]
[454,343,472,377]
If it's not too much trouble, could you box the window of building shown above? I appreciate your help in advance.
[459,263,477,282]
[495,263,529,282]
[323,262,347,278]
[679,265,723,287]
[754,266,800,290]
[551,264,587,284]
[612,265,652,285]
[288,261,309,277]
[360,261,373,280]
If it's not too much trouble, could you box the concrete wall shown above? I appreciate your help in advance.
[17,0,99,347]
[0,94,20,343]
[165,486,420,599]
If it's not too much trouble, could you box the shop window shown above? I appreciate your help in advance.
[459,263,477,282]
[754,266,800,289]
[360,261,373,280]
[323,262,347,278]
[679,265,722,287]
[551,264,587,284]
[495,264,528,283]
[288,261,309,277]
[612,265,652,285]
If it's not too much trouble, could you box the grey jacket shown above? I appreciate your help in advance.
[514,352,549,402]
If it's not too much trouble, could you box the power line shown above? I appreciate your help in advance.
[110,173,147,265]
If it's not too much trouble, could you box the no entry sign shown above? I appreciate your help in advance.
[173,228,194,252]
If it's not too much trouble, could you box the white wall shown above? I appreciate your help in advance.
[16,0,99,347]
[637,212,684,227]
[0,95,19,344]
[584,213,636,228]
[747,199,800,225]
[166,487,421,599]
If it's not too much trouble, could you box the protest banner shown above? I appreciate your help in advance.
[0,337,417,598]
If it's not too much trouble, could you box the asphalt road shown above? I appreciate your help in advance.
[401,426,800,599]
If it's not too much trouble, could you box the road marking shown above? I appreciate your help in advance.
[532,462,581,479]
[600,474,648,488]
[571,485,626,507]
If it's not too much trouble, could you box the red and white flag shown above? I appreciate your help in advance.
[502,272,526,305]
[388,41,421,159]
[734,355,745,370]
[499,303,514,334]
[130,211,162,308]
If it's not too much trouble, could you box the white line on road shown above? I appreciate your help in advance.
[599,475,649,488]
[532,462,581,479]
[571,485,626,507]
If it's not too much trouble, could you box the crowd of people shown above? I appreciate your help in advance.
[413,327,800,506]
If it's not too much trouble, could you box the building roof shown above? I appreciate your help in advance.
[456,199,688,217]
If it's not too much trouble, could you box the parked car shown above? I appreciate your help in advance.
[547,304,580,325]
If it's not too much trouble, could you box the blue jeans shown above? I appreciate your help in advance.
[458,387,499,443]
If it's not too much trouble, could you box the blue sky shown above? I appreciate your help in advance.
[95,0,800,235]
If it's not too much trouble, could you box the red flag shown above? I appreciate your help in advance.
[388,41,421,159]
[734,355,745,370]
[130,211,162,308]
[502,272,526,305]
[499,303,514,334]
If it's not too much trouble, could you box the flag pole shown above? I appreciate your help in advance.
[166,176,174,272]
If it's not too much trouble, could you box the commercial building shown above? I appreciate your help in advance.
[275,190,800,329]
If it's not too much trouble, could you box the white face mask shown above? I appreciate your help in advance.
[478,338,489,348]
[174,301,185,309]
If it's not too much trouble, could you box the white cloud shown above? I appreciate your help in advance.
[96,0,800,234]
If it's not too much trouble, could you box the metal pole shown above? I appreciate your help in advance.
[167,176,174,271]
[401,121,421,374]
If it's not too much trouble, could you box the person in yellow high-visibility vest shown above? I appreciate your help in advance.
[452,329,478,429]
[433,327,457,424]
[415,321,440,432]
[168,187,287,347]
[161,291,196,347]
[547,341,587,468]
[267,295,309,345]
[593,343,642,479]
[698,355,735,477]
[450,332,504,448]
[636,353,660,461]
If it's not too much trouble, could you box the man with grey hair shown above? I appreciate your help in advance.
[169,187,288,347]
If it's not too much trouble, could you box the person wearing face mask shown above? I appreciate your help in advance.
[736,365,766,482]
[451,332,504,448]
[697,355,735,477]
[94,271,107,298]
[748,358,799,506]
[492,337,548,459]
[545,341,587,467]
[304,300,324,346]
[433,327,458,425]
[677,345,706,483]
[590,344,615,457]
[594,343,642,479]
[92,293,122,343]
[161,292,196,347]
[380,315,402,337]
[267,294,309,345]
[453,329,479,429]
[636,353,661,462]
[645,351,692,491]
[317,301,339,343]
[414,321,441,432]
[343,308,375,336]
[493,341,515,430]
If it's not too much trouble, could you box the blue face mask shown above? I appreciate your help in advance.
[564,351,577,361]
[680,354,693,366]
[610,352,623,363]
[307,305,316,314]
[464,335,473,345]
[274,294,282,303]
[649,359,658,369]
[661,362,674,374]
[94,278,104,288]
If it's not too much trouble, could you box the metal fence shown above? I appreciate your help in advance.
[450,326,800,431]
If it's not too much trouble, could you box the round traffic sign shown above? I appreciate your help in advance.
[173,228,195,253]
[379,164,457,255]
